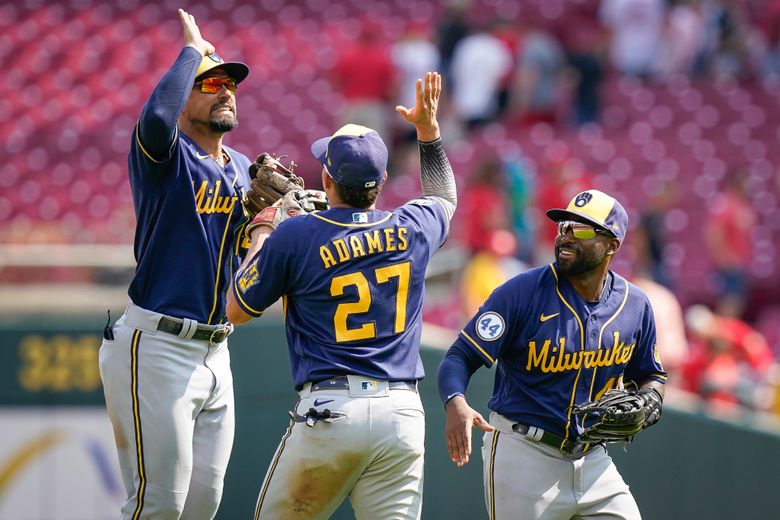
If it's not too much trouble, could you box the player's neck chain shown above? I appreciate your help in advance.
[196,150,230,166]
[214,150,230,167]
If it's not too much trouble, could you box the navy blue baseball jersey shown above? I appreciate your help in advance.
[232,199,450,389]
[454,263,666,442]
[128,107,252,324]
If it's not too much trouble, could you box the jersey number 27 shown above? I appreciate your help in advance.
[330,261,411,343]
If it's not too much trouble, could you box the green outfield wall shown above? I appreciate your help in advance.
[1,316,778,520]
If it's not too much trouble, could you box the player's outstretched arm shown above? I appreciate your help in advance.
[178,8,215,57]
[137,9,215,161]
[438,343,488,466]
[397,71,457,217]
[395,71,441,142]
[445,396,494,467]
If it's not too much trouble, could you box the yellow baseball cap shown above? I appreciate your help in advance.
[546,189,628,241]
[195,52,249,83]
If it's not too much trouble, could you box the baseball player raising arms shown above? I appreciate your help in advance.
[438,189,667,520]
[99,10,252,519]
[226,72,456,519]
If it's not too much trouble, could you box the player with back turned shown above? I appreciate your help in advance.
[438,189,667,520]
[99,9,253,519]
[227,72,455,519]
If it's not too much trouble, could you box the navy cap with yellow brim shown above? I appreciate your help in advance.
[546,189,628,241]
[195,52,249,83]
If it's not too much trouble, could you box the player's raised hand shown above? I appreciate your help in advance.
[396,71,441,142]
[444,395,494,467]
[178,8,215,57]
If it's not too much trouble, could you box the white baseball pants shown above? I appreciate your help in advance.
[99,302,235,519]
[482,412,641,520]
[254,375,425,520]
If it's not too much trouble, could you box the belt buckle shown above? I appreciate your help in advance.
[209,323,233,345]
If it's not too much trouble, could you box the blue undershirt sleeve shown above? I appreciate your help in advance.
[138,46,202,160]
[437,340,483,406]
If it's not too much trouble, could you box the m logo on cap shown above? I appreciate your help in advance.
[545,188,628,242]
[575,192,593,207]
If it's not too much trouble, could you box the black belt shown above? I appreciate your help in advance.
[310,376,418,393]
[157,316,233,344]
[512,423,593,457]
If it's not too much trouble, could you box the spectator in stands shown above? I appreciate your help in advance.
[635,180,679,289]
[459,156,512,255]
[457,153,528,314]
[683,304,776,411]
[502,151,535,264]
[510,20,565,127]
[562,7,607,126]
[599,0,666,78]
[393,23,441,127]
[713,1,754,80]
[449,21,513,130]
[491,18,521,119]
[759,0,780,79]
[459,228,526,318]
[704,167,757,319]
[695,0,760,80]
[329,20,397,150]
[392,22,441,174]
[436,1,470,91]
[659,0,707,78]
[632,269,689,387]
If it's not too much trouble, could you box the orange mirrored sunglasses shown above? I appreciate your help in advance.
[193,77,237,94]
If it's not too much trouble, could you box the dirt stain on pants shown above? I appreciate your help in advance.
[286,451,364,518]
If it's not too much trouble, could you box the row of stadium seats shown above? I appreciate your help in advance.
[2,1,778,318]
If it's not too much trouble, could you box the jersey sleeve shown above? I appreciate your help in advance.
[437,341,484,404]
[401,197,451,252]
[624,298,668,386]
[136,46,201,163]
[456,277,523,367]
[231,230,293,317]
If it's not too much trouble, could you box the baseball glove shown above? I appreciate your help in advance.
[571,388,648,444]
[245,189,327,237]
[244,153,328,216]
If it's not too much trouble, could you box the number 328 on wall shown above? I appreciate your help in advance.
[18,335,101,392]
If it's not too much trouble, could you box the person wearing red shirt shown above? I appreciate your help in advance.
[330,22,397,147]
[683,304,775,410]
[704,169,757,318]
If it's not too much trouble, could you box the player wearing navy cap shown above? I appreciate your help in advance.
[227,72,455,519]
[98,9,252,519]
[438,189,667,519]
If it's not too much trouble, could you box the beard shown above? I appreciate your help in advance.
[209,103,238,132]
[210,115,238,133]
[555,245,605,276]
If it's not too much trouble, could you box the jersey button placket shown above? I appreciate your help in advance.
[588,316,598,349]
